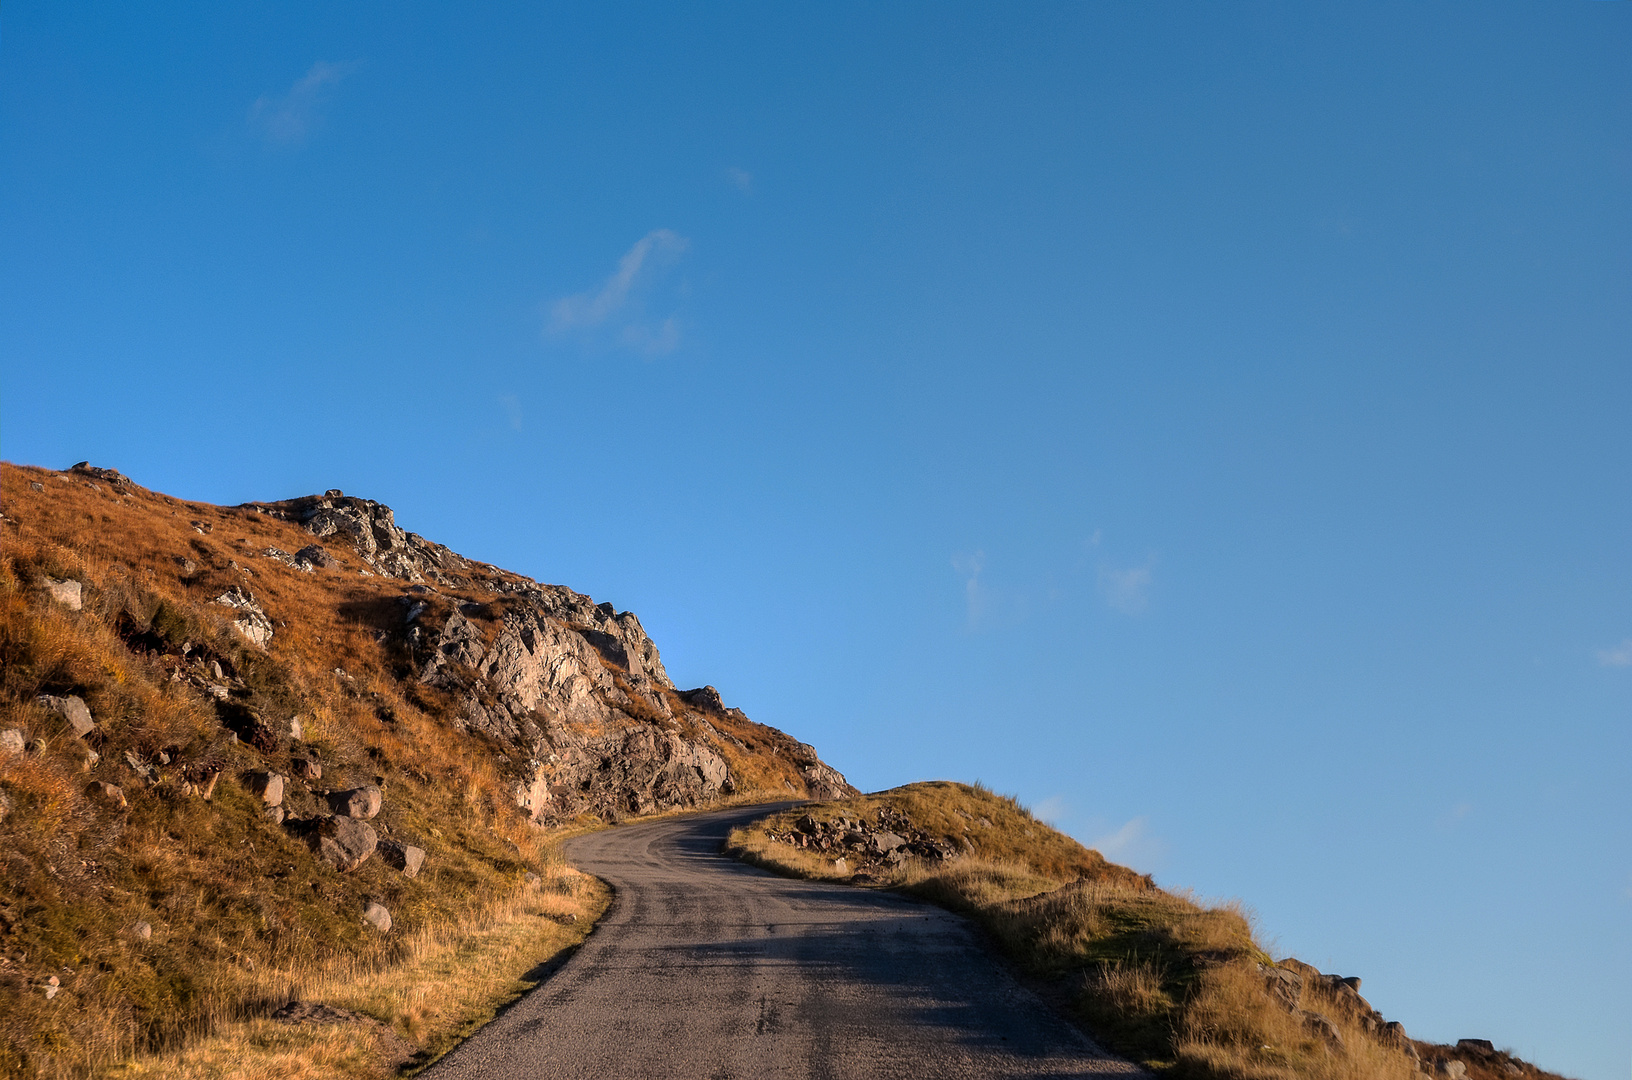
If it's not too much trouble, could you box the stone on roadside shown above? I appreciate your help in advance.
[309,815,378,872]
[43,577,83,611]
[325,784,382,819]
[36,694,94,738]
[377,840,425,878]
[362,901,392,933]
[872,830,907,854]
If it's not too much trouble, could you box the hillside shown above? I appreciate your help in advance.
[731,784,1574,1080]
[0,461,852,1077]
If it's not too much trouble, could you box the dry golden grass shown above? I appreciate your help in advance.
[731,783,1426,1078]
[101,861,609,1080]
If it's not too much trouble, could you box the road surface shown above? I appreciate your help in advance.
[424,803,1145,1079]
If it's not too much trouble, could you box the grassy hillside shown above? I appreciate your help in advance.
[730,783,1572,1080]
[0,461,842,1078]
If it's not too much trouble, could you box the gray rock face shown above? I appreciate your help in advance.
[212,586,274,648]
[44,577,83,611]
[378,840,426,877]
[256,493,469,585]
[309,816,378,872]
[37,694,95,738]
[325,785,382,820]
[294,544,337,568]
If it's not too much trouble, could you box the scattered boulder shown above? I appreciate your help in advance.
[131,921,152,941]
[264,805,285,825]
[85,780,127,809]
[295,544,337,568]
[0,729,24,755]
[362,901,392,933]
[325,785,382,820]
[872,831,907,854]
[43,577,83,611]
[307,815,378,872]
[246,772,284,807]
[1458,1040,1495,1053]
[377,840,425,878]
[1435,1060,1468,1079]
[36,694,94,738]
[292,758,322,781]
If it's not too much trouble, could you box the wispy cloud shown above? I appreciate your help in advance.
[1098,559,1154,614]
[1596,639,1632,668]
[726,167,754,194]
[951,550,987,629]
[1091,816,1167,871]
[548,230,689,355]
[250,62,351,144]
[1033,795,1068,826]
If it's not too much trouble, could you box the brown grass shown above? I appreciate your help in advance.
[729,783,1426,1078]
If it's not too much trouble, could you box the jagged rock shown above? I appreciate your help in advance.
[0,729,23,755]
[36,694,94,738]
[833,857,848,872]
[800,762,851,801]
[362,902,392,933]
[873,831,907,854]
[378,840,425,877]
[85,781,127,809]
[295,544,337,568]
[246,772,284,807]
[212,586,274,648]
[325,785,382,819]
[680,686,724,712]
[43,577,83,611]
[308,815,378,872]
[1297,1008,1343,1047]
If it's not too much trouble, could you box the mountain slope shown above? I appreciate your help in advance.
[0,460,851,1077]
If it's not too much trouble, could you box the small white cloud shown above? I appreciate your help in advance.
[1033,795,1068,826]
[951,550,988,629]
[726,167,754,193]
[250,61,350,144]
[1099,560,1153,614]
[1595,639,1632,668]
[548,230,689,354]
[1091,816,1167,871]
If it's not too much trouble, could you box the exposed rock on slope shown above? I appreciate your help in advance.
[0,461,852,1076]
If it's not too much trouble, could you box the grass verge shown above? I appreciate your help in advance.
[727,782,1429,1079]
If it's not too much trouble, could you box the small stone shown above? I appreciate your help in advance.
[85,781,127,809]
[246,772,284,807]
[325,784,382,820]
[264,805,285,825]
[377,840,425,878]
[29,481,43,491]
[362,901,391,933]
[0,729,24,755]
[197,772,220,800]
[131,921,152,941]
[43,577,83,611]
[292,758,321,781]
[288,715,305,741]
[210,660,224,680]
[35,694,94,738]
[832,857,848,872]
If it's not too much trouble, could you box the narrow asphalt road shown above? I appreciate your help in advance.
[424,803,1146,1079]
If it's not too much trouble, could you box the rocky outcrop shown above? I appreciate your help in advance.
[211,586,273,648]
[240,489,851,820]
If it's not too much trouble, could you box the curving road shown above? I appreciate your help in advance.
[424,804,1146,1079]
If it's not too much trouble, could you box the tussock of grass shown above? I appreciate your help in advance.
[730,782,1426,1078]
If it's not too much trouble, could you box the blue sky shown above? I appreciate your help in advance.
[3,3,1629,1075]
